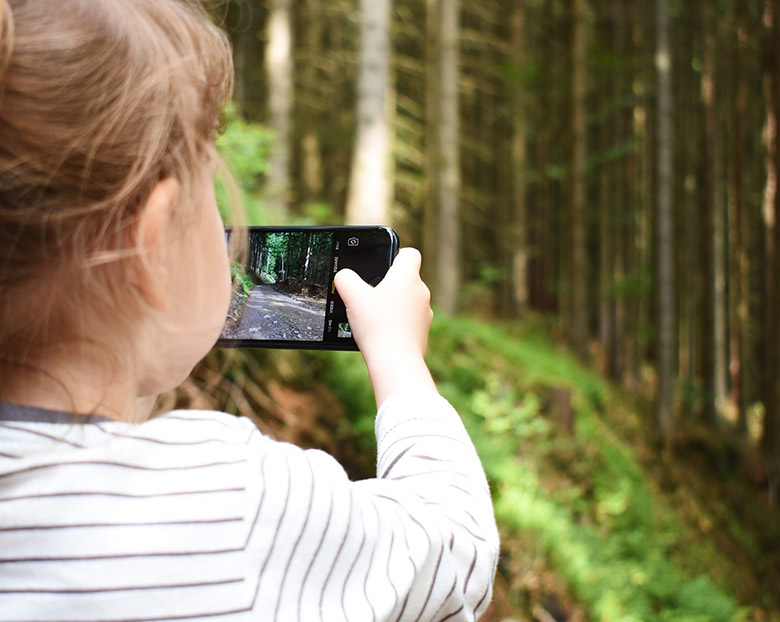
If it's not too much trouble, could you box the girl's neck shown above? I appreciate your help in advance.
[0,345,145,423]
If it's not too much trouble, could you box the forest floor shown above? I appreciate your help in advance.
[175,314,780,621]
[225,283,326,341]
[314,316,780,621]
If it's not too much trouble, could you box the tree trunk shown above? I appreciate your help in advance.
[598,120,613,374]
[598,0,620,377]
[432,0,461,315]
[762,0,780,505]
[225,3,250,118]
[570,0,588,358]
[729,8,749,435]
[705,2,729,420]
[700,1,725,425]
[657,0,675,447]
[264,0,293,218]
[301,0,323,203]
[423,0,440,289]
[677,0,699,408]
[345,0,393,225]
[511,2,529,318]
[530,2,556,316]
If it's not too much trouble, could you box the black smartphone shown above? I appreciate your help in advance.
[217,226,399,350]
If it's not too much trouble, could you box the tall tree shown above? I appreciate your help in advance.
[265,0,293,218]
[345,0,393,225]
[762,0,780,504]
[300,0,324,203]
[701,1,728,423]
[570,0,588,358]
[728,4,750,435]
[423,0,440,289]
[510,1,528,317]
[656,0,675,446]
[430,0,461,314]
[599,0,626,380]
[676,0,701,411]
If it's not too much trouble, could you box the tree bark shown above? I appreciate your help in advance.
[345,0,393,225]
[762,0,780,504]
[598,0,618,377]
[704,2,729,421]
[699,1,726,425]
[728,8,749,435]
[571,0,588,358]
[301,0,324,203]
[423,0,440,290]
[511,2,529,318]
[264,0,293,218]
[432,0,461,315]
[677,0,699,407]
[657,0,675,447]
[598,131,613,374]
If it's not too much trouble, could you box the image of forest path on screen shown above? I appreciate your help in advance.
[222,231,333,342]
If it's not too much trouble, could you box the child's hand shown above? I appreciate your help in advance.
[334,248,437,407]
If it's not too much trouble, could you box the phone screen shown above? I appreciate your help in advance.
[217,226,398,350]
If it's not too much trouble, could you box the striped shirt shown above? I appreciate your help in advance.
[0,391,499,621]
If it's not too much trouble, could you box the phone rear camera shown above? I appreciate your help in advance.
[347,237,359,247]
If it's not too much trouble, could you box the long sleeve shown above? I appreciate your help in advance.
[0,399,498,622]
[244,391,499,621]
[372,391,499,619]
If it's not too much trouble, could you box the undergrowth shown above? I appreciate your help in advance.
[315,315,774,621]
[182,312,776,620]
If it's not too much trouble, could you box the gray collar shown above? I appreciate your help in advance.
[0,402,113,424]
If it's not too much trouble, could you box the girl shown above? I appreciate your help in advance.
[0,0,499,620]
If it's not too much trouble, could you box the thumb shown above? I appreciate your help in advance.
[334,268,371,306]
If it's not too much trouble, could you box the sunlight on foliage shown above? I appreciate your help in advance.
[418,315,741,621]
[215,113,340,227]
[470,374,549,438]
[216,109,273,225]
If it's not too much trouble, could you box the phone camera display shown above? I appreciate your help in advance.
[221,230,333,343]
[218,226,398,350]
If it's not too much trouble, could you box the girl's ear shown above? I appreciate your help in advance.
[133,178,180,311]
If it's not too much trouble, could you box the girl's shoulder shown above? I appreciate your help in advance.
[0,404,261,457]
[129,408,262,445]
[151,408,256,430]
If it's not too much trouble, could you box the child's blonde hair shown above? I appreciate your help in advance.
[0,0,233,377]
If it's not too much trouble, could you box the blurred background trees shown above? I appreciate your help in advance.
[203,0,780,618]
[219,0,780,482]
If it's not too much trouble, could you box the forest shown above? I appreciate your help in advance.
[221,230,332,342]
[244,230,332,287]
[161,0,780,619]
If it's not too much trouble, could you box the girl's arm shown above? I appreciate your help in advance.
[332,249,499,619]
[334,248,437,408]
